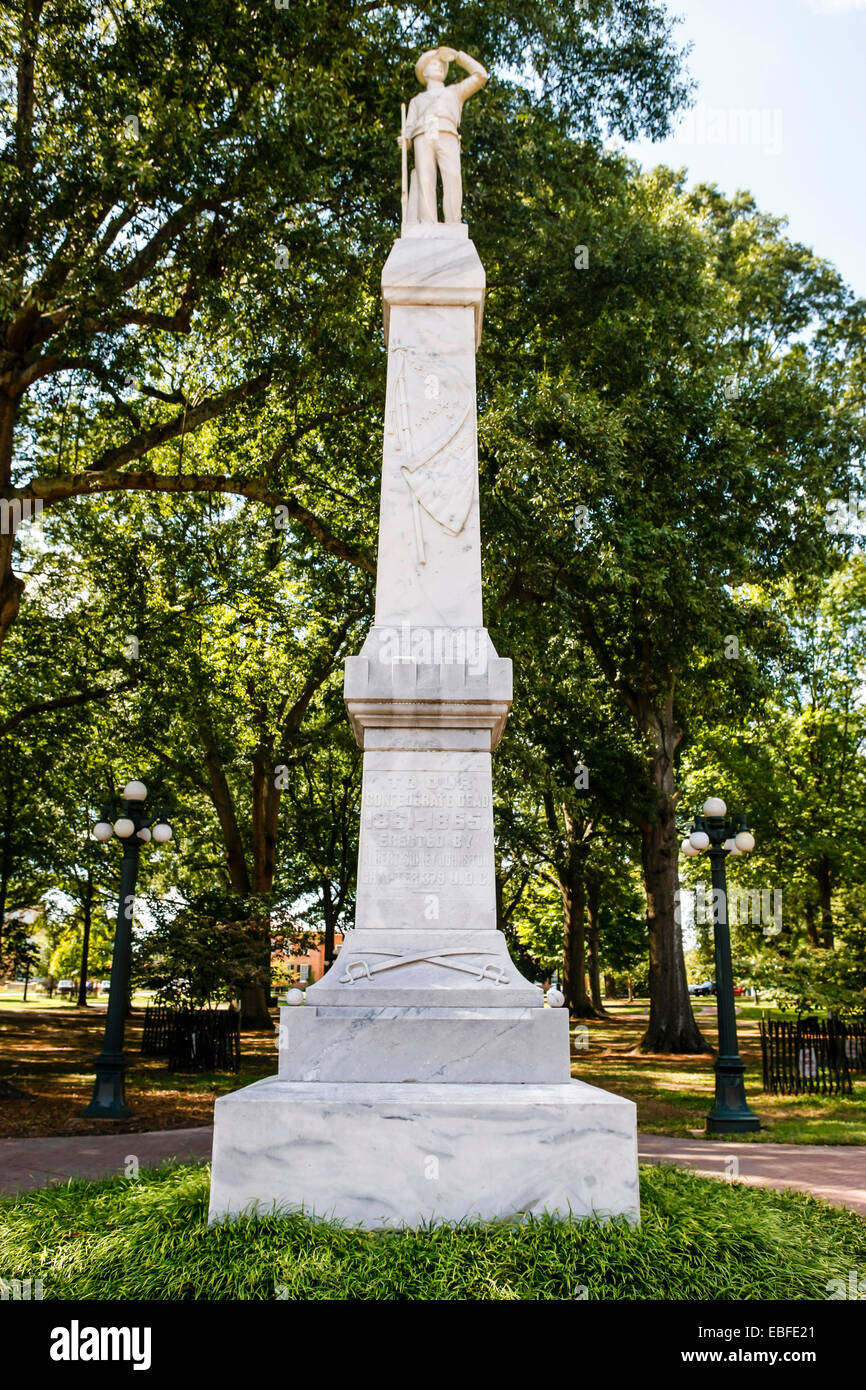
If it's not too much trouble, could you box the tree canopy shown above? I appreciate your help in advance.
[2,3,865,1042]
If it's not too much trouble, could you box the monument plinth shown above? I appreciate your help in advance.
[208,48,639,1228]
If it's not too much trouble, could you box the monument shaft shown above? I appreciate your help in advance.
[308,226,533,1008]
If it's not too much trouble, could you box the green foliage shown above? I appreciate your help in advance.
[506,871,563,973]
[599,902,649,979]
[48,907,113,980]
[2,4,864,1042]
[3,0,690,500]
[743,942,866,1015]
[681,557,866,1001]
[0,1161,862,1300]
[0,914,40,980]
[132,888,312,1009]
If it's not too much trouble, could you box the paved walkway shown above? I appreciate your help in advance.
[637,1134,866,1216]
[1,1127,864,1215]
[0,1127,213,1196]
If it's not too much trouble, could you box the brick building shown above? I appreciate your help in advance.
[274,934,344,989]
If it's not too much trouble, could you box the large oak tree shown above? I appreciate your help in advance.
[1,0,690,646]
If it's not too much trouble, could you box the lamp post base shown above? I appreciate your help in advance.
[706,1054,760,1134]
[81,1053,132,1119]
[706,1112,761,1134]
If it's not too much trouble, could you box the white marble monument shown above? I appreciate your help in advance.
[208,49,640,1228]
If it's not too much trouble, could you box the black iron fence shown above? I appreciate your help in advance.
[759,1014,865,1096]
[141,1004,241,1073]
[140,1004,173,1056]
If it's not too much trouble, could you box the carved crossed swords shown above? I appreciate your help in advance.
[339,949,509,986]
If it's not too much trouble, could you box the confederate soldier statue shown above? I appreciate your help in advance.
[400,47,488,226]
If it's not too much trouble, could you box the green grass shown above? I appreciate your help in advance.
[573,1003,866,1144]
[0,990,154,1010]
[737,1004,792,1020]
[1,1162,863,1300]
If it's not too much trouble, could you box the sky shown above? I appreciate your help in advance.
[624,0,866,297]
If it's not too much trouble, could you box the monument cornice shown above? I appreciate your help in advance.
[344,695,511,749]
[381,233,485,347]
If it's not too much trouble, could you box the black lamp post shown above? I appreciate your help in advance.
[682,797,760,1135]
[81,780,173,1120]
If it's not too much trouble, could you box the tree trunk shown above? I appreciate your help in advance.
[238,984,272,1030]
[197,705,251,895]
[603,971,616,999]
[0,541,25,657]
[0,770,12,960]
[804,900,819,949]
[627,974,634,1003]
[242,748,281,1031]
[0,387,24,655]
[817,856,834,949]
[586,877,609,1016]
[196,700,272,1030]
[639,726,708,1053]
[252,742,280,899]
[0,856,7,963]
[322,877,336,969]
[541,796,598,1017]
[76,873,93,1006]
[561,875,596,1018]
[238,895,274,1033]
[495,870,505,932]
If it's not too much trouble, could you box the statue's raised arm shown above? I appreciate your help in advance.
[401,47,488,227]
[450,48,489,102]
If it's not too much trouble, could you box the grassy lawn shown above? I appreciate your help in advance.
[0,1000,277,1137]
[571,1000,866,1145]
[0,989,156,1009]
[2,993,864,1145]
[0,1160,862,1300]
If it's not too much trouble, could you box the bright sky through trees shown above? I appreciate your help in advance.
[626,0,866,294]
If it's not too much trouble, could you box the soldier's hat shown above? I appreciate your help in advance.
[415,48,448,84]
